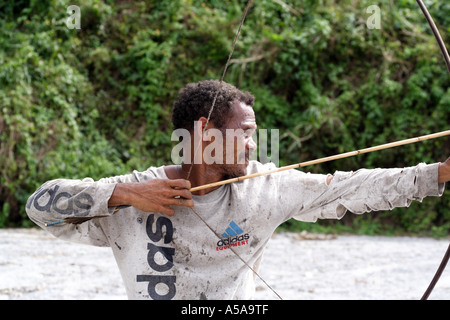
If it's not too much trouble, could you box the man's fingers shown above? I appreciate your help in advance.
[168,197,194,208]
[160,206,175,216]
[166,179,192,200]
[168,179,191,190]
[170,188,192,200]
[160,199,194,216]
[135,179,194,216]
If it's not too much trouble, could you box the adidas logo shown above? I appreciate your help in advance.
[216,221,250,251]
[221,220,244,238]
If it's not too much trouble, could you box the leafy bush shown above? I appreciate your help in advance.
[0,0,449,236]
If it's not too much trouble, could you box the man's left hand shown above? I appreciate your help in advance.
[438,157,450,184]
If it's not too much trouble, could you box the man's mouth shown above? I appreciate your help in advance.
[238,151,251,165]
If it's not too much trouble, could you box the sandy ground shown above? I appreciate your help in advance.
[0,228,449,300]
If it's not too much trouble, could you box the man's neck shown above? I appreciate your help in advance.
[164,164,224,195]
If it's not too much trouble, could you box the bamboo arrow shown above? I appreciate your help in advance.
[190,129,450,192]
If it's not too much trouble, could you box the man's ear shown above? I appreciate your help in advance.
[197,117,216,132]
[193,118,212,142]
[197,117,208,132]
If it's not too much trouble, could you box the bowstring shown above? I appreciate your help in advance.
[184,0,283,300]
[186,0,254,180]
[190,206,283,300]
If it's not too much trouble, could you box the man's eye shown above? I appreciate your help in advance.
[244,129,255,137]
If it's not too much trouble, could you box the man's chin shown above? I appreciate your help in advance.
[223,163,248,179]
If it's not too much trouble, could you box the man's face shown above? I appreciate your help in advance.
[218,100,257,178]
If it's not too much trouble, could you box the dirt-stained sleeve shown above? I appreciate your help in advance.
[280,163,444,223]
[25,169,157,246]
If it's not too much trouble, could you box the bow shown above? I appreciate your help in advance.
[415,0,450,300]
[189,0,450,300]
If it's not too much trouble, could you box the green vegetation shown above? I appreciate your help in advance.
[0,0,449,236]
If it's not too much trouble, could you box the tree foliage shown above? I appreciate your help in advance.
[0,0,449,235]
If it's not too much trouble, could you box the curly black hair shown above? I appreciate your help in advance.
[171,80,255,131]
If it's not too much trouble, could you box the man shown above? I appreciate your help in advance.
[27,80,449,300]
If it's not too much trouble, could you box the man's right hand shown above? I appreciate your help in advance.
[108,179,194,216]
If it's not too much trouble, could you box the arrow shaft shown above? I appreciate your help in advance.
[190,129,450,192]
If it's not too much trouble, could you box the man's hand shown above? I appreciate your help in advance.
[438,157,450,184]
[109,179,194,216]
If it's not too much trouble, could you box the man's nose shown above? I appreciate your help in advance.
[247,136,257,151]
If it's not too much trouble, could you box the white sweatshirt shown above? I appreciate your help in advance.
[26,161,444,299]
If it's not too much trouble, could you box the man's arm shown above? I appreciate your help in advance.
[438,157,450,184]
[25,177,119,246]
[26,170,193,246]
[108,179,194,216]
[280,162,445,223]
